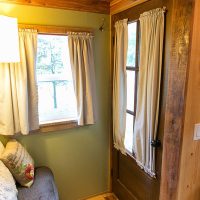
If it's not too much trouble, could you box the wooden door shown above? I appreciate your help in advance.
[111,0,171,199]
[112,149,160,200]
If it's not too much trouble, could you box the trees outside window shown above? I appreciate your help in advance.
[36,35,77,124]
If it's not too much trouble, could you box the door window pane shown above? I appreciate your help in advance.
[124,113,134,153]
[126,70,135,112]
[127,22,137,67]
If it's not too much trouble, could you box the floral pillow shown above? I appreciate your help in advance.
[0,140,34,187]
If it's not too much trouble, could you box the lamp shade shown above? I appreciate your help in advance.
[0,15,20,63]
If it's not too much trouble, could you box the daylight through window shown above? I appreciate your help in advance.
[36,34,77,124]
[124,21,140,153]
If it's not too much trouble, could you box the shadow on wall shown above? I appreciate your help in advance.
[0,135,8,145]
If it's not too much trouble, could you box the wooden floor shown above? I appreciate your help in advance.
[86,193,118,200]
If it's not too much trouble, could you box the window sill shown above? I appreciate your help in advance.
[38,120,78,133]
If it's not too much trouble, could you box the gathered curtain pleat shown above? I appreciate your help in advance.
[133,8,165,177]
[68,32,96,126]
[0,29,39,135]
[113,19,128,155]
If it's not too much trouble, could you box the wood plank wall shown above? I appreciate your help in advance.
[159,0,195,199]
[176,1,200,199]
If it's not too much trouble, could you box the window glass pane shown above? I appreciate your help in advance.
[126,70,135,112]
[124,113,134,153]
[36,34,77,123]
[127,22,137,67]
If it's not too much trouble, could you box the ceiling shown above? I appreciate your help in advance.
[0,0,145,14]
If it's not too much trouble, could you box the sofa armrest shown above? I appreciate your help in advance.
[17,166,59,200]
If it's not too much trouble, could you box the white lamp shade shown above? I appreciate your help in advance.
[0,16,20,63]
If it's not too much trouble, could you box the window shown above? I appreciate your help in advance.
[36,34,77,124]
[124,21,140,153]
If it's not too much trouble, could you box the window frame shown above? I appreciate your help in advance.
[125,20,140,155]
[19,24,94,133]
[36,33,77,125]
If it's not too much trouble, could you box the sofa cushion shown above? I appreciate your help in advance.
[0,160,18,200]
[17,167,59,200]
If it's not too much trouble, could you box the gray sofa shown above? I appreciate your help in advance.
[17,167,59,200]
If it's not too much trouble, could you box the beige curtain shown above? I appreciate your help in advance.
[0,29,39,135]
[113,19,128,155]
[68,32,96,126]
[133,8,165,176]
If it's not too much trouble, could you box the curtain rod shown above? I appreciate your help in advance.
[127,6,167,22]
[18,23,95,35]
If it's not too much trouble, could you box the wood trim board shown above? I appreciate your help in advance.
[18,24,94,35]
[176,0,200,199]
[159,0,195,199]
[39,120,78,133]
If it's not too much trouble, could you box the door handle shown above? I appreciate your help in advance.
[151,139,161,148]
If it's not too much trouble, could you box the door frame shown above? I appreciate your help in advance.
[110,0,195,199]
[110,0,169,199]
[160,0,195,199]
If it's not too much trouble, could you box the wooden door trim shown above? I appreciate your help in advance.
[159,0,195,199]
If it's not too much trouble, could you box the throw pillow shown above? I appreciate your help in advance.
[0,141,4,155]
[0,160,18,200]
[0,140,35,187]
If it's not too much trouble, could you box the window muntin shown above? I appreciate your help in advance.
[36,34,77,124]
[124,21,139,153]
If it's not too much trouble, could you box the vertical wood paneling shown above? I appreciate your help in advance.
[159,0,195,199]
[177,1,200,199]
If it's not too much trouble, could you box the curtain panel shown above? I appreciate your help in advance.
[68,32,96,126]
[0,29,39,135]
[113,19,128,155]
[133,8,165,177]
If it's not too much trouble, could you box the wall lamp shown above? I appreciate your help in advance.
[0,15,20,63]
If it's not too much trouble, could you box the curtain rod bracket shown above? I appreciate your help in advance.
[99,18,105,32]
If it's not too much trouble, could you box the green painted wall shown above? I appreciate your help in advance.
[0,3,111,200]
